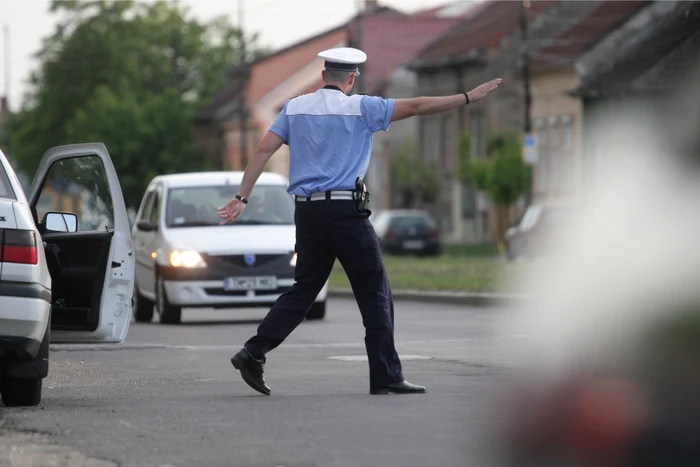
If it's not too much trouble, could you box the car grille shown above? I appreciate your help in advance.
[203,254,287,268]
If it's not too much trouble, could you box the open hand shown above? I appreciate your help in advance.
[467,78,503,103]
[217,198,246,225]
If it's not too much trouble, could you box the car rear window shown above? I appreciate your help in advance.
[390,215,435,229]
[0,163,16,200]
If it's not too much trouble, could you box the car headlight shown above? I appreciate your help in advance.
[169,250,206,268]
[290,253,297,267]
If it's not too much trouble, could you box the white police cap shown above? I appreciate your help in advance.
[318,47,367,75]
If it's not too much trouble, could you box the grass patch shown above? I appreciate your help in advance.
[329,249,518,293]
[440,243,501,258]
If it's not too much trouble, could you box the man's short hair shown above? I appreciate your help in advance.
[324,69,354,84]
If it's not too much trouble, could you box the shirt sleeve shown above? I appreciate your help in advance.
[360,96,395,133]
[269,101,290,143]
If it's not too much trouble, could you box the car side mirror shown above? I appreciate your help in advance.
[43,212,78,233]
[136,220,157,232]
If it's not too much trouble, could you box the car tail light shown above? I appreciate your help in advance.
[385,229,395,240]
[429,228,439,240]
[1,229,39,265]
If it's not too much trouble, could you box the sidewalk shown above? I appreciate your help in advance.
[328,288,529,307]
[0,431,117,467]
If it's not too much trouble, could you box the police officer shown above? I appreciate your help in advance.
[218,47,502,396]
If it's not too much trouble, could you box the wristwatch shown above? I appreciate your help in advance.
[235,194,248,204]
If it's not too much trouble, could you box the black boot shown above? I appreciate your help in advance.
[370,380,427,395]
[231,348,271,395]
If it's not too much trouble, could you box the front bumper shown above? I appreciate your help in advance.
[163,278,328,308]
[158,253,327,307]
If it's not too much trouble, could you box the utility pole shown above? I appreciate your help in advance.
[238,0,248,169]
[520,0,534,206]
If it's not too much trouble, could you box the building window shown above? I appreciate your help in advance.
[535,118,548,193]
[548,116,560,192]
[535,115,576,194]
[425,117,441,164]
[469,110,486,159]
[560,115,575,191]
[462,183,475,219]
[443,114,455,172]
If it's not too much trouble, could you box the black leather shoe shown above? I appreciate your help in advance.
[231,348,271,395]
[370,380,426,395]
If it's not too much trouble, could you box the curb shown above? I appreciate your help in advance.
[328,289,529,307]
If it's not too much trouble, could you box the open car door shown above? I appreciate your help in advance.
[28,143,134,343]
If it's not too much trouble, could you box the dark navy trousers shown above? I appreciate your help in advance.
[244,199,404,387]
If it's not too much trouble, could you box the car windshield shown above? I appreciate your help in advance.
[0,162,16,200]
[165,184,294,228]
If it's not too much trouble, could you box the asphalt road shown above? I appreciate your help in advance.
[0,299,520,467]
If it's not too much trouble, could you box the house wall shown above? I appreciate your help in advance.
[530,67,583,206]
[581,28,700,191]
[415,68,465,244]
[366,66,421,214]
[222,118,260,171]
[221,41,346,180]
[415,62,523,244]
[192,123,225,170]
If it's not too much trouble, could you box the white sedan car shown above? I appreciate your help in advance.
[131,171,328,325]
[0,143,134,407]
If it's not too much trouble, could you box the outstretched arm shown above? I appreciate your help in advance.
[391,78,502,122]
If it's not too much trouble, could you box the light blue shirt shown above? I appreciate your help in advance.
[268,87,395,196]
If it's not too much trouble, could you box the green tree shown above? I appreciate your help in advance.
[458,132,489,191]
[391,140,441,208]
[458,129,529,248]
[9,0,267,208]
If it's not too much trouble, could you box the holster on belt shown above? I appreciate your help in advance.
[354,177,370,212]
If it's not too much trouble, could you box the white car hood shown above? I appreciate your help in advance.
[164,225,296,255]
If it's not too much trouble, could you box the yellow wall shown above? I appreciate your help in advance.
[530,67,584,206]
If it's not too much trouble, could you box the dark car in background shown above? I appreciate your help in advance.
[371,209,440,256]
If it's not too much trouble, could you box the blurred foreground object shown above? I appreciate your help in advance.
[490,51,700,467]
[504,204,572,261]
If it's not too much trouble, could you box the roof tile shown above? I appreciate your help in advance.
[530,0,651,70]
[415,0,553,66]
[358,14,461,94]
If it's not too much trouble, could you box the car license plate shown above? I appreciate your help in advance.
[223,276,277,291]
[402,240,425,250]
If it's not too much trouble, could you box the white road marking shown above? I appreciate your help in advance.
[119,420,137,430]
[50,339,493,352]
[328,355,432,361]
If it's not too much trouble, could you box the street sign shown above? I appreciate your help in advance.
[523,133,537,165]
